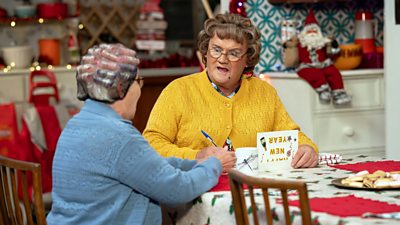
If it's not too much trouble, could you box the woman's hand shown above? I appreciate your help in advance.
[196,146,219,161]
[291,144,318,168]
[197,146,236,172]
[213,147,236,172]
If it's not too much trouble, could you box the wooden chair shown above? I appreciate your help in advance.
[228,169,312,225]
[0,155,47,225]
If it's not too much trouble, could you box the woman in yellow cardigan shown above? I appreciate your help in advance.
[143,13,318,169]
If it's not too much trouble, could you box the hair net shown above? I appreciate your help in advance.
[76,44,140,103]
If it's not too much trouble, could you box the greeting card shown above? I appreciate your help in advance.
[257,130,298,171]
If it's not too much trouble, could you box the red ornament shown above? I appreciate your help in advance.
[229,0,247,17]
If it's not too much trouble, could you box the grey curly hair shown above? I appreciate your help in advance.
[197,13,261,73]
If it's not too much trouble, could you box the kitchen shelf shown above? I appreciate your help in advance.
[0,16,78,25]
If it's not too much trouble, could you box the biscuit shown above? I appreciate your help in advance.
[389,181,400,188]
[373,170,386,177]
[347,181,364,188]
[363,179,374,188]
[374,181,391,188]
[346,176,364,182]
[340,170,400,189]
[376,178,394,182]
[365,174,382,179]
[341,179,352,185]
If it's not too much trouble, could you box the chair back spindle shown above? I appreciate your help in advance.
[229,169,312,225]
[0,156,47,225]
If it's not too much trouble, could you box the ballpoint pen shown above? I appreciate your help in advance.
[201,130,217,147]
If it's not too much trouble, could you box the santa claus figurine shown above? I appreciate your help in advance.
[292,9,352,105]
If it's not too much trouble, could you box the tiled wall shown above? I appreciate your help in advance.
[247,0,384,73]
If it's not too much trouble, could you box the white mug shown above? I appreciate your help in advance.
[235,147,258,176]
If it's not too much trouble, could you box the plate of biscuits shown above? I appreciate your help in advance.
[332,170,400,190]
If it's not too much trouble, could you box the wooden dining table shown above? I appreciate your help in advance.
[162,154,400,225]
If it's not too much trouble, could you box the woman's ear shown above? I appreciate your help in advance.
[117,82,125,99]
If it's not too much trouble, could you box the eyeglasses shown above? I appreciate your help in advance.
[134,76,144,88]
[208,47,246,62]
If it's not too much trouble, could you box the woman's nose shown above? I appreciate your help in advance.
[217,54,229,63]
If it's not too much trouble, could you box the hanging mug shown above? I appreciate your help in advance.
[281,18,299,43]
[281,18,300,68]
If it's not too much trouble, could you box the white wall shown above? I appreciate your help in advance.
[384,0,400,159]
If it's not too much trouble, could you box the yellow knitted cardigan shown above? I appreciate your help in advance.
[143,70,318,160]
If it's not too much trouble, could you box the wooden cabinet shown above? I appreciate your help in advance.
[268,69,384,157]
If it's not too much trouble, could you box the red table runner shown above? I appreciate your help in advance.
[289,194,400,217]
[329,160,400,173]
[209,175,230,192]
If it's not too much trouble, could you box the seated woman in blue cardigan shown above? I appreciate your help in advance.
[46,44,236,225]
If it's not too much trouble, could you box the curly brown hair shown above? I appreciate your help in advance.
[197,13,261,73]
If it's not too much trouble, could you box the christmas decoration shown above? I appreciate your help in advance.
[135,0,167,51]
[229,0,247,17]
[66,18,80,65]
[283,9,351,105]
